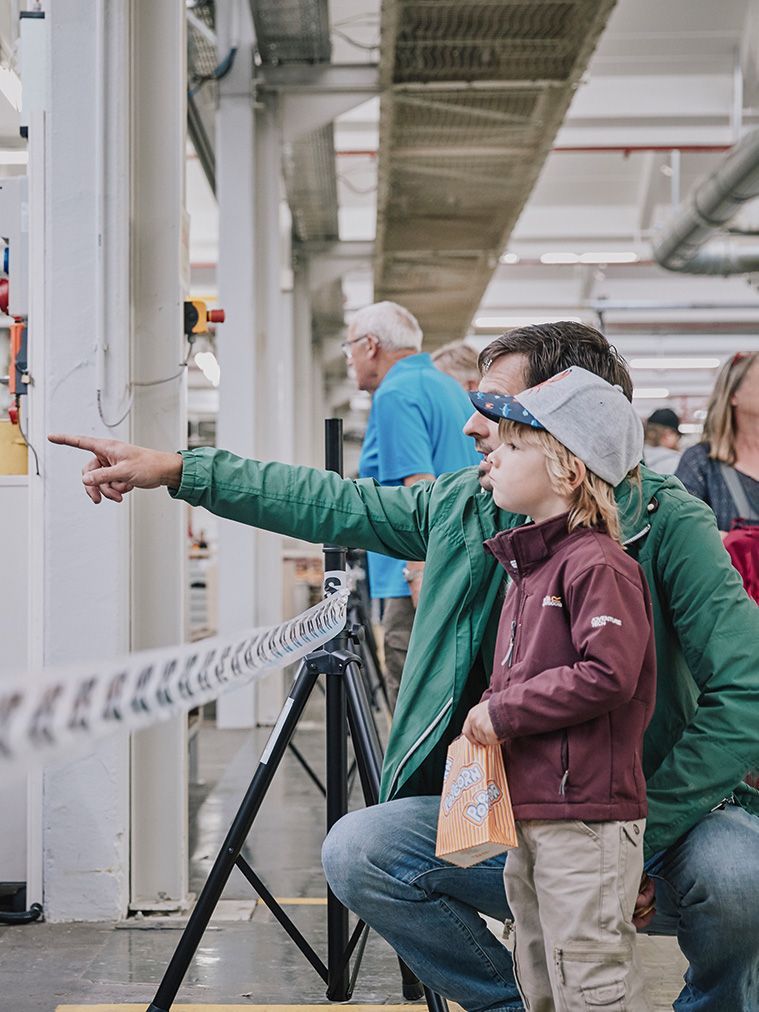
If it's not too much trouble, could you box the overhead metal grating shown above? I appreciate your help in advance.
[187,0,219,192]
[375,0,617,343]
[251,0,338,244]
[283,125,339,242]
[251,0,330,64]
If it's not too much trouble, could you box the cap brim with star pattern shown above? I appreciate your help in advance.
[469,391,545,430]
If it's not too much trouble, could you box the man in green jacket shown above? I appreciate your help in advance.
[51,322,759,1011]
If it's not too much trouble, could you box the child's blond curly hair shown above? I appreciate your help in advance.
[498,419,640,544]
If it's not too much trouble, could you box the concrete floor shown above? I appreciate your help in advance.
[0,697,688,1012]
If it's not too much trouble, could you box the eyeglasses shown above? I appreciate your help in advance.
[341,334,371,360]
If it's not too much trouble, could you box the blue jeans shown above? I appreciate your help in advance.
[322,796,759,1012]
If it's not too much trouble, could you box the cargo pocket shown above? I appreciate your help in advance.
[554,943,631,1011]
[617,820,645,921]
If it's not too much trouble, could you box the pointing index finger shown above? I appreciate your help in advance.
[48,433,105,453]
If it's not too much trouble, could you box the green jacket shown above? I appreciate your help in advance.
[171,448,759,858]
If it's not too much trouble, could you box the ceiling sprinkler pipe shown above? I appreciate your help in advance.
[654,128,759,274]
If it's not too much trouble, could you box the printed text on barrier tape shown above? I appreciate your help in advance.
[0,590,349,776]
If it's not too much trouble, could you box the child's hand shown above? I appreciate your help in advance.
[462,701,500,746]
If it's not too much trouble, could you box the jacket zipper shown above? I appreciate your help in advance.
[386,696,454,799]
[502,619,517,667]
[559,729,569,795]
[501,587,526,668]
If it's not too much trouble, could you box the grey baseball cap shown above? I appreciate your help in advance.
[469,366,643,486]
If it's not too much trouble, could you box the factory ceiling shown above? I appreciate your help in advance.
[373,0,617,343]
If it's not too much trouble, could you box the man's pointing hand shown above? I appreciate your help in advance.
[48,434,183,504]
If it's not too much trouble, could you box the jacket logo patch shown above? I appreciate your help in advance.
[591,614,622,628]
[542,595,562,608]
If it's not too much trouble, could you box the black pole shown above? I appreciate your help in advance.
[323,418,351,1000]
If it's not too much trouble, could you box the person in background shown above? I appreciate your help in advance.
[676,353,759,533]
[344,301,479,709]
[643,408,682,474]
[676,353,759,789]
[431,340,481,392]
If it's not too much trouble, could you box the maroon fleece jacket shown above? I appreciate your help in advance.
[482,513,656,822]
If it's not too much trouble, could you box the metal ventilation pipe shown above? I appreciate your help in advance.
[653,128,759,274]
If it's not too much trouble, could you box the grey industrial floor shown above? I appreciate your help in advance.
[0,696,688,1012]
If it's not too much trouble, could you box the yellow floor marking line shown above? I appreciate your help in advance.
[264,897,328,905]
[57,1005,419,1011]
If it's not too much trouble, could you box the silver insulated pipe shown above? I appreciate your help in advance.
[653,128,759,274]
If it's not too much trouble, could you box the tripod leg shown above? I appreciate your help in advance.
[343,660,383,803]
[424,985,451,1012]
[343,659,439,1007]
[146,659,320,1012]
[325,661,350,1001]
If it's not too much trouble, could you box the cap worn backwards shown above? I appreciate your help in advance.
[469,366,643,486]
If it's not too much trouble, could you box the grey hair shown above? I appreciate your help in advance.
[348,300,423,352]
[431,340,480,386]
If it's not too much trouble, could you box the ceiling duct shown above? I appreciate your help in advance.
[374,0,617,344]
[653,128,759,275]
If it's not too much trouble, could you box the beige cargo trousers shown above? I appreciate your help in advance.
[503,819,652,1011]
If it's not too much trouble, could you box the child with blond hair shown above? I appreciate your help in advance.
[463,367,655,1011]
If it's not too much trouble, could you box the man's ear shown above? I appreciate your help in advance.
[366,334,379,359]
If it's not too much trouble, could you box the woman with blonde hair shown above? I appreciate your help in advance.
[676,351,759,533]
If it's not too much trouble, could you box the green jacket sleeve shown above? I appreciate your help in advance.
[644,488,759,855]
[169,447,433,561]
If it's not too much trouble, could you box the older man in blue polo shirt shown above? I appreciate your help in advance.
[343,301,479,708]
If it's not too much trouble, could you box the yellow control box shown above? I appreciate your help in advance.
[0,419,28,475]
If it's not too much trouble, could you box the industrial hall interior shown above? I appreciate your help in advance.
[1,2,759,1012]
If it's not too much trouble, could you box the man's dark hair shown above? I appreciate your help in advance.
[478,321,633,401]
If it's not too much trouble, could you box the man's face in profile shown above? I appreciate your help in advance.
[463,352,528,491]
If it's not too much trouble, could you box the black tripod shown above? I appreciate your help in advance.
[146,420,448,1012]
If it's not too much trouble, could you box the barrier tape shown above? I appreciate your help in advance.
[0,590,349,780]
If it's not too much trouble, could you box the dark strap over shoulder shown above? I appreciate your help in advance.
[719,463,759,521]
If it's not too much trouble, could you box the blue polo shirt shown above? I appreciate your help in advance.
[358,353,480,598]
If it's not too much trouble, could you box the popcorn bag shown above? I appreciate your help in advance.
[436,736,517,867]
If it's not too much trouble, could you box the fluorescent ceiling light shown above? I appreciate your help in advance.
[630,357,720,370]
[0,66,21,112]
[633,387,670,399]
[579,251,639,264]
[499,252,520,264]
[474,315,582,329]
[0,150,27,165]
[194,351,220,387]
[540,252,579,264]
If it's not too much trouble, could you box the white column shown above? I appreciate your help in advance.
[293,264,317,467]
[215,1,260,728]
[128,0,189,912]
[27,1,131,921]
[254,95,288,724]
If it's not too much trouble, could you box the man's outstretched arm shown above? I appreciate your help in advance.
[49,435,436,561]
[48,434,182,503]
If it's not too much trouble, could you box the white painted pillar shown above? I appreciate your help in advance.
[215,1,260,728]
[253,95,288,723]
[27,2,131,921]
[128,0,189,912]
[293,264,318,467]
